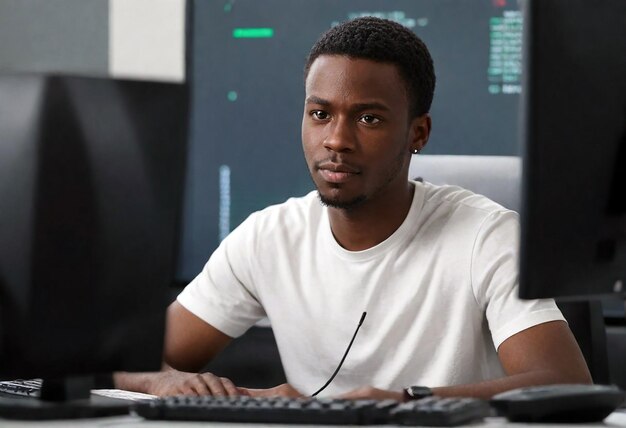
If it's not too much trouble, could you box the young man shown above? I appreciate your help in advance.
[116,17,591,400]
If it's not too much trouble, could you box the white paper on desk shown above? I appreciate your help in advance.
[92,389,158,401]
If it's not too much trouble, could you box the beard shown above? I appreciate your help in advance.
[317,190,367,211]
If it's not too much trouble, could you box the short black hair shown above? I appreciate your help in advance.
[304,16,436,118]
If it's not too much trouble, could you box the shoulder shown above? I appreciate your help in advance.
[213,190,322,281]
[418,180,511,214]
[417,180,518,226]
[411,181,519,254]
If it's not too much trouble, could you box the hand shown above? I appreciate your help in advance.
[337,386,404,401]
[146,369,247,397]
[241,383,304,398]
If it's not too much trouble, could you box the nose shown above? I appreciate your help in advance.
[323,117,356,153]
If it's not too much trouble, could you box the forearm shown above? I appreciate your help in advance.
[432,369,592,400]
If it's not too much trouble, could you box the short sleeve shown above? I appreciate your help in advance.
[471,210,565,350]
[176,214,266,338]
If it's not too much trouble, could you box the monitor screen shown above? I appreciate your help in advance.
[518,0,626,300]
[0,73,189,380]
[178,0,523,281]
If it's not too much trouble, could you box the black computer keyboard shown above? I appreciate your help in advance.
[0,379,42,398]
[134,395,491,426]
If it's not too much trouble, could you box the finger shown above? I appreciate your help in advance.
[240,387,263,397]
[219,377,240,396]
[203,374,228,396]
[259,384,303,398]
[177,376,204,396]
[189,374,211,395]
[279,384,305,398]
[242,386,282,398]
[239,383,303,398]
[178,385,200,396]
[246,388,273,398]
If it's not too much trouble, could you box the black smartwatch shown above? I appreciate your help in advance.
[403,385,433,401]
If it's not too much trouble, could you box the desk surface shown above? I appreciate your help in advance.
[1,412,626,428]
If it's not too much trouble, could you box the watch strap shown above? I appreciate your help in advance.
[403,385,433,401]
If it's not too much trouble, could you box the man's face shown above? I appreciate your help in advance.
[302,55,422,210]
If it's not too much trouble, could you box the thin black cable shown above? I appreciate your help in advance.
[310,311,367,397]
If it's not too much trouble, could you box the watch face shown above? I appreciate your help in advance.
[405,386,433,400]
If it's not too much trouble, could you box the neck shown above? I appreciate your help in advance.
[327,181,415,251]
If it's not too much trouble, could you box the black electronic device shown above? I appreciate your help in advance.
[390,396,491,426]
[491,384,626,423]
[133,395,491,426]
[518,0,626,300]
[0,379,41,398]
[0,73,189,418]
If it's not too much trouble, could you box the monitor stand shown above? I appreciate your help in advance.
[0,375,131,420]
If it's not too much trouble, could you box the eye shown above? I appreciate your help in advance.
[359,114,381,125]
[311,110,330,121]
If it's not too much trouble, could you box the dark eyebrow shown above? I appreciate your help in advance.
[305,96,390,112]
[305,95,330,106]
[352,102,390,112]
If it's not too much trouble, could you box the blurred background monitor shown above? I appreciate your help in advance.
[0,73,189,408]
[178,0,524,282]
[519,0,626,300]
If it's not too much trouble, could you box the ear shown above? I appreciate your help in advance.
[408,114,432,154]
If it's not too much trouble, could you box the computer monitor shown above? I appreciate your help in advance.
[178,0,524,281]
[0,73,189,415]
[518,0,626,300]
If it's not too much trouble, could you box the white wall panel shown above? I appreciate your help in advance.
[109,0,186,82]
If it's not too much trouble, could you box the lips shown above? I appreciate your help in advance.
[316,161,360,184]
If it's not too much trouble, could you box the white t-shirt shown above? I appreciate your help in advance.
[178,181,564,396]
